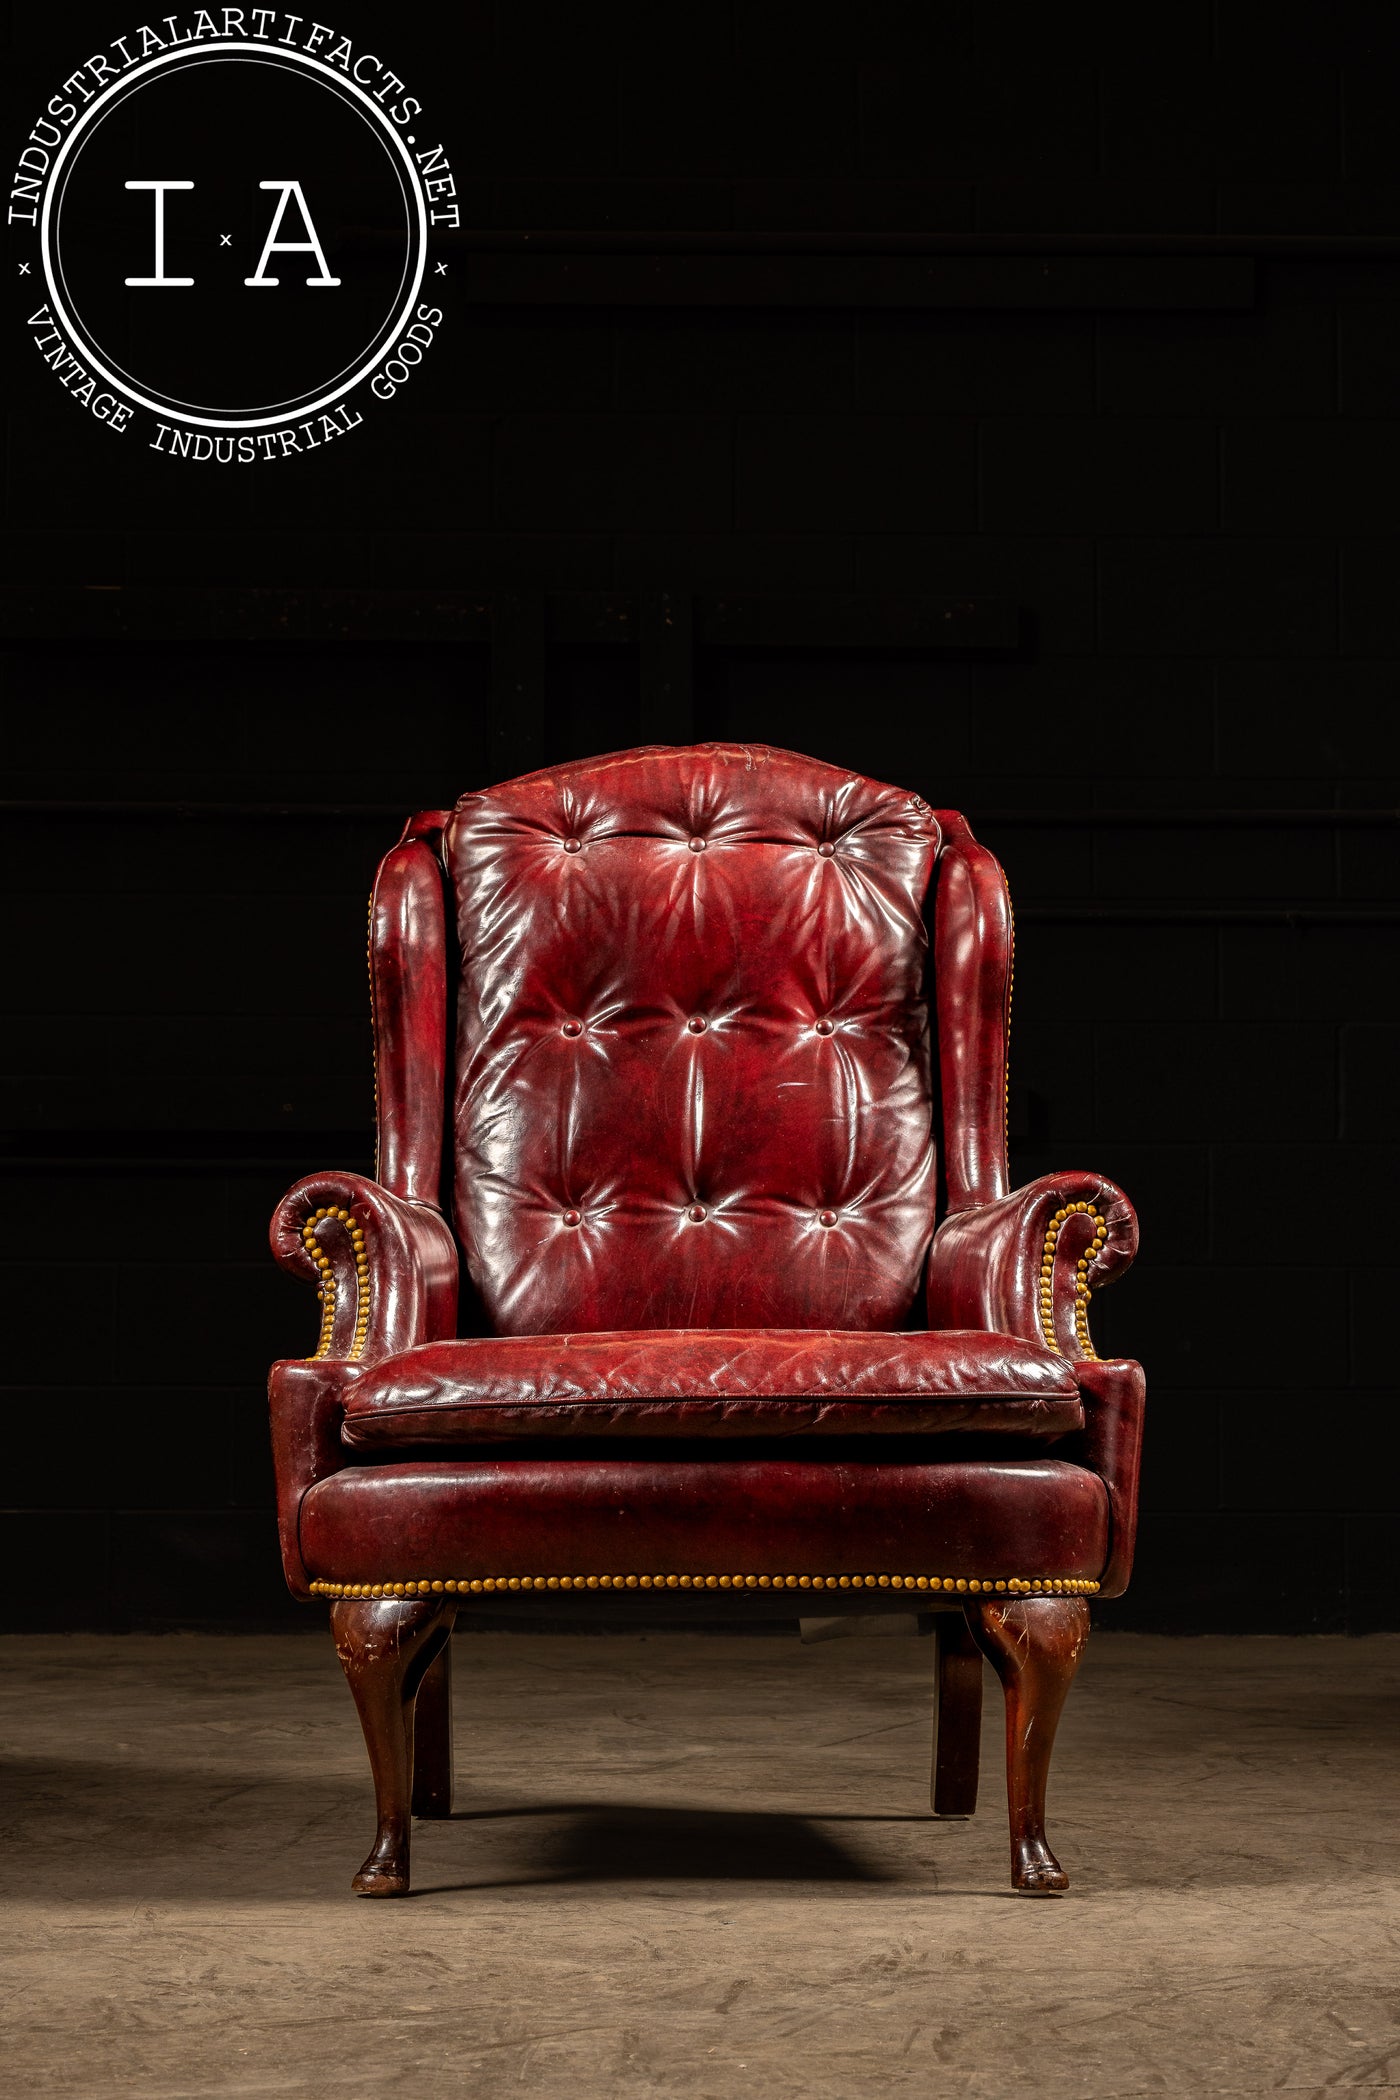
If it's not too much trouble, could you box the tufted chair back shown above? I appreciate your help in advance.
[440,744,942,1336]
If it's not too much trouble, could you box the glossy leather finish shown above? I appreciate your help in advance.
[443,745,942,1336]
[925,1170,1139,1355]
[271,1171,459,1366]
[269,745,1147,1900]
[370,812,451,1204]
[340,1327,1083,1447]
[1074,1354,1146,1598]
[269,1357,364,1599]
[931,811,1015,1211]
[269,747,1144,1607]
[300,1457,1110,1586]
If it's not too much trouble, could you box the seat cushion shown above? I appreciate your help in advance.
[300,1456,1109,1595]
[339,1328,1083,1449]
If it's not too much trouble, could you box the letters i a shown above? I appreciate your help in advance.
[124,179,340,287]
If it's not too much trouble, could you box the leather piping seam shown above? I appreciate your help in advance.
[1039,1201,1106,1360]
[310,1571,1100,1599]
[301,1206,370,1362]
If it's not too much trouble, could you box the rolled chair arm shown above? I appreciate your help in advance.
[928,1171,1143,1598]
[268,1172,460,1599]
[927,1170,1138,1362]
[270,1171,459,1367]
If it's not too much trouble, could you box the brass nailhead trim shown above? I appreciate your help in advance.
[301,1207,371,1362]
[310,1571,1100,1600]
[1039,1201,1108,1361]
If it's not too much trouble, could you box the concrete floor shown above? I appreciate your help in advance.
[2,1629,1397,2099]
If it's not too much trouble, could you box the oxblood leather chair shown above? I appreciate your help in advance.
[268,743,1143,1899]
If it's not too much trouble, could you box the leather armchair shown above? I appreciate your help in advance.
[268,746,1143,1898]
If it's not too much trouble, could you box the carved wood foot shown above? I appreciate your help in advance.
[330,1595,456,1897]
[931,1609,983,1817]
[965,1595,1089,1895]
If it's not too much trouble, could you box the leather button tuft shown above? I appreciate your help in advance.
[561,1020,583,1038]
[818,1209,838,1227]
[815,1019,834,1036]
[817,841,835,858]
[686,1203,707,1223]
[687,1016,707,1034]
[563,837,582,854]
[562,1208,582,1227]
[688,836,707,852]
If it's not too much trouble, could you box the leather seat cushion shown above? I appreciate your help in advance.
[300,1457,1109,1588]
[339,1328,1083,1448]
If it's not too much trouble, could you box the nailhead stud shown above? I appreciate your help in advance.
[302,1204,371,1363]
[1038,1199,1106,1359]
[309,1569,1101,1600]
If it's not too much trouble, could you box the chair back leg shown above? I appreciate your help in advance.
[931,1610,983,1817]
[411,1636,455,1819]
[965,1594,1090,1894]
[330,1595,457,1896]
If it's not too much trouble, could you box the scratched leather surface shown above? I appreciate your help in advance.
[299,1457,1110,1582]
[339,1327,1083,1447]
[442,744,942,1336]
[268,743,1144,1602]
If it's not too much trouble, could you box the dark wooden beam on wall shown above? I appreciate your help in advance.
[405,225,1400,314]
[696,594,1018,651]
[546,595,636,647]
[0,587,1015,650]
[4,804,1392,831]
[0,585,492,644]
[458,250,1254,312]
[439,229,1400,258]
[981,809,1400,828]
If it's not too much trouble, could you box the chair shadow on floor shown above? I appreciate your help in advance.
[412,1802,908,1892]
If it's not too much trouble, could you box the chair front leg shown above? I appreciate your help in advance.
[330,1595,457,1896]
[965,1595,1089,1895]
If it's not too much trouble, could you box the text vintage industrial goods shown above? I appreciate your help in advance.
[9,10,457,461]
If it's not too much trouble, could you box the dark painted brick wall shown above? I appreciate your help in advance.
[1,0,1395,1630]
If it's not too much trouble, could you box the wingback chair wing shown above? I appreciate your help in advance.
[268,743,1143,1898]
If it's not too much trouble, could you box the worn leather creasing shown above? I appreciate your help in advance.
[300,1456,1112,1586]
[443,745,942,1336]
[268,746,1145,1607]
[340,1326,1083,1448]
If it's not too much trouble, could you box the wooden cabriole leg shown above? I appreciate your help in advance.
[965,1595,1090,1896]
[330,1595,457,1897]
[411,1636,454,1819]
[931,1609,983,1817]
